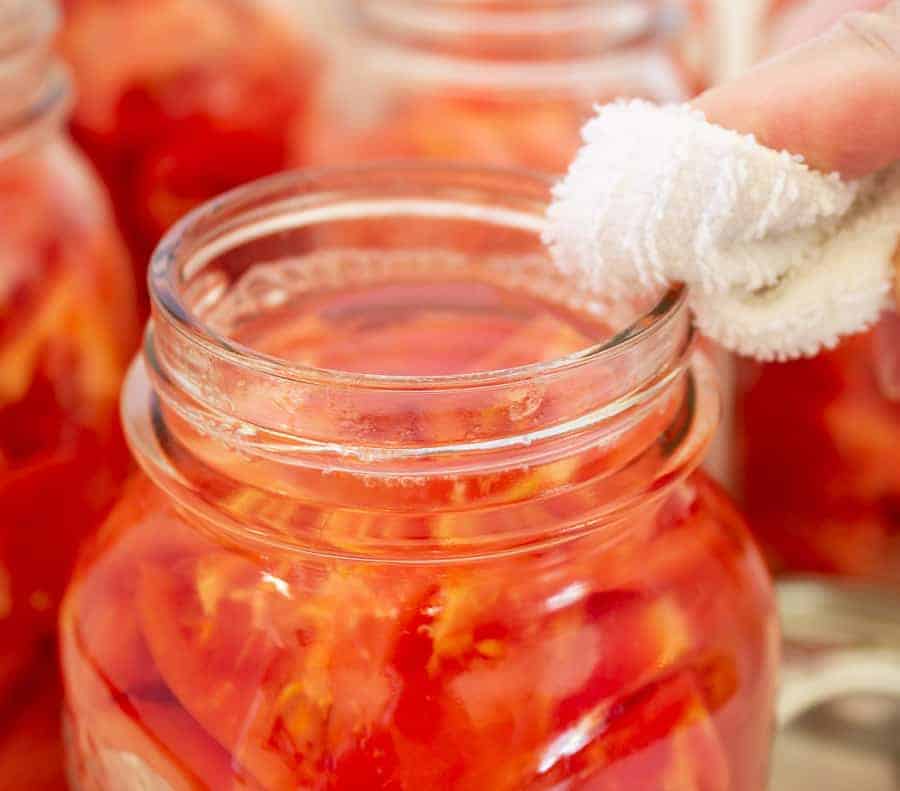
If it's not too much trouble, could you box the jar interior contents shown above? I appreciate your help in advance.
[64,475,775,790]
[62,184,776,790]
[212,255,614,377]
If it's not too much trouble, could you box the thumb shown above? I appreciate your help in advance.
[693,0,900,179]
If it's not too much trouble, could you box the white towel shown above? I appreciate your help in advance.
[545,100,900,361]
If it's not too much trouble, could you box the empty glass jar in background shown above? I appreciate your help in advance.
[62,165,778,789]
[0,0,137,784]
[305,0,705,173]
[58,0,319,310]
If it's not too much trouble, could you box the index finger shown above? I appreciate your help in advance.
[693,1,900,179]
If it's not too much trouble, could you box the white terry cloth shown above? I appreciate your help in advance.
[545,100,900,361]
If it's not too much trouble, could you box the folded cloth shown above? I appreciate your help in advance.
[545,99,900,361]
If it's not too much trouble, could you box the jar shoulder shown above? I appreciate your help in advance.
[0,134,131,281]
[69,469,774,636]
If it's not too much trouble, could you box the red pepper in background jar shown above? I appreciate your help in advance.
[58,0,320,313]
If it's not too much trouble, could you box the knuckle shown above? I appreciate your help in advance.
[837,11,900,62]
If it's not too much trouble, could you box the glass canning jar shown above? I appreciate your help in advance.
[305,0,705,174]
[0,0,136,700]
[58,0,319,310]
[737,313,900,582]
[61,164,779,790]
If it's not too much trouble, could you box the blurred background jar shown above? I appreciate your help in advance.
[303,0,706,173]
[735,0,900,583]
[737,321,900,582]
[58,0,320,311]
[0,0,137,786]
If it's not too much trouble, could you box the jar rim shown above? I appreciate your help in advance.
[149,161,688,393]
[133,163,712,559]
[345,0,687,93]
[355,0,677,36]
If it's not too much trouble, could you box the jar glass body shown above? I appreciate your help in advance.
[59,0,318,305]
[738,317,900,581]
[61,165,777,790]
[64,474,776,790]
[306,1,704,174]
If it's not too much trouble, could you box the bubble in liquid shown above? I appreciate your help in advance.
[507,386,545,422]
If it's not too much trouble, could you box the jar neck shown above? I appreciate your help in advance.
[354,0,682,62]
[0,0,70,160]
[124,166,717,560]
[342,0,688,99]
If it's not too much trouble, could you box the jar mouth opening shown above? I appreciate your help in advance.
[150,162,687,393]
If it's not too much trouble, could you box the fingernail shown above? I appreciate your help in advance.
[840,2,900,56]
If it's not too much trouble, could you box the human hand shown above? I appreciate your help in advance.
[767,0,888,53]
[695,0,900,309]
[696,0,900,179]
